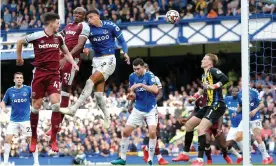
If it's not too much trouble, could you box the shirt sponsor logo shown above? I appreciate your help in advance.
[38,43,59,49]
[66,30,76,35]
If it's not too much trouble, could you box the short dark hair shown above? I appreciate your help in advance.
[86,9,100,17]
[43,12,60,26]
[14,72,23,78]
[133,58,145,66]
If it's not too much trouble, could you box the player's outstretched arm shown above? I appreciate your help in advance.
[70,36,88,56]
[16,39,27,66]
[61,45,79,71]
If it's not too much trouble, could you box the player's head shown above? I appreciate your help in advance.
[86,9,100,25]
[144,63,149,71]
[43,12,60,33]
[14,72,24,87]
[231,87,239,98]
[73,7,86,23]
[133,58,145,76]
[201,53,219,69]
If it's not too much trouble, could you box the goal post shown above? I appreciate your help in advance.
[241,1,251,166]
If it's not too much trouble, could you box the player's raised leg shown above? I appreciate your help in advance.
[95,81,111,129]
[47,73,63,152]
[30,89,43,152]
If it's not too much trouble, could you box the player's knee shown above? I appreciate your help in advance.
[185,121,194,132]
[122,129,131,137]
[51,103,60,112]
[5,135,13,143]
[235,132,243,142]
[149,130,156,139]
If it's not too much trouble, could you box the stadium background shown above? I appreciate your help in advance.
[0,0,275,165]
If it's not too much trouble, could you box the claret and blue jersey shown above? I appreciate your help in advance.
[225,96,242,127]
[129,71,157,113]
[88,20,128,57]
[2,85,31,122]
[237,88,262,121]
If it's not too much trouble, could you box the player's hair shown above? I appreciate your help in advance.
[14,72,23,78]
[43,12,60,26]
[133,58,145,66]
[86,9,100,16]
[206,53,219,66]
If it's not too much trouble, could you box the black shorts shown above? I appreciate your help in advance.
[203,105,226,124]
[194,106,209,119]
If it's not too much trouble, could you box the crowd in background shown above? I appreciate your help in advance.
[0,0,275,160]
[0,72,275,158]
[1,0,275,31]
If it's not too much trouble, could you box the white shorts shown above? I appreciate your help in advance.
[250,119,263,130]
[92,55,116,81]
[226,127,241,141]
[126,107,158,127]
[238,119,262,134]
[6,121,32,137]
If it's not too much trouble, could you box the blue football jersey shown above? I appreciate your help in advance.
[129,71,157,112]
[2,85,31,122]
[225,96,242,127]
[238,88,261,121]
[88,20,123,57]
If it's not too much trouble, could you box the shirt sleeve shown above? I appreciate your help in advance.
[112,23,128,54]
[237,92,242,106]
[129,74,134,88]
[23,31,42,43]
[210,68,228,85]
[80,22,90,38]
[2,89,10,104]
[224,96,229,106]
[57,33,66,48]
[253,89,261,104]
[155,76,162,89]
[147,72,157,86]
[28,86,32,99]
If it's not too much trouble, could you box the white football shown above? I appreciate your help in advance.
[166,10,180,24]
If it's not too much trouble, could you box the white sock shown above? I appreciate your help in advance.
[258,141,270,159]
[228,147,242,158]
[33,146,39,164]
[236,141,243,152]
[72,79,94,110]
[253,140,258,147]
[157,154,163,161]
[120,137,129,161]
[94,92,110,118]
[4,143,11,164]
[148,138,157,162]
